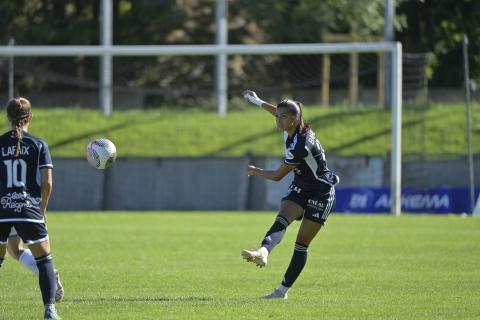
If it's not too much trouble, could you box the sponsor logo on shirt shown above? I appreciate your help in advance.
[1,192,34,213]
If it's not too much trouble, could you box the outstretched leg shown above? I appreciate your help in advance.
[242,200,303,267]
[7,234,38,272]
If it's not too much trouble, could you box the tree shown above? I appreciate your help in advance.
[396,0,480,86]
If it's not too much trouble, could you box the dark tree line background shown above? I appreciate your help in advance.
[0,0,478,105]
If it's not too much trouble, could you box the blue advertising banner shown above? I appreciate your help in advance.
[334,187,480,214]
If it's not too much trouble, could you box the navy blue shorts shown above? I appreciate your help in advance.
[282,182,336,225]
[0,222,48,245]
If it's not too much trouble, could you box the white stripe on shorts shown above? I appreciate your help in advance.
[321,188,335,220]
[0,218,45,223]
[23,235,49,246]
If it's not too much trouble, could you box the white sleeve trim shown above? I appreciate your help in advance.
[284,159,300,165]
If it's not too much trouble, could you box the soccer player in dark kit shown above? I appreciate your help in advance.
[241,90,339,299]
[0,97,61,319]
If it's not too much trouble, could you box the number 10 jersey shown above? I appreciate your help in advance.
[0,130,53,222]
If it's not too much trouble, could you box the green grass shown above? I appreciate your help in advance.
[1,103,478,158]
[1,212,480,319]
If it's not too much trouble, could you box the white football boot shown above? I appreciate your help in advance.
[262,288,288,299]
[44,304,61,320]
[241,247,268,267]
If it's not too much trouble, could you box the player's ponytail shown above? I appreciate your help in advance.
[294,101,310,134]
[6,97,32,157]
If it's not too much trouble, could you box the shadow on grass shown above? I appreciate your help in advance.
[68,296,213,303]
[329,112,445,153]
[48,114,162,151]
[204,110,359,156]
[208,108,447,156]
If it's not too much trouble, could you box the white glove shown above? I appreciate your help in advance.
[243,90,266,107]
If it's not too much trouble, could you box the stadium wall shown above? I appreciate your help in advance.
[49,156,479,212]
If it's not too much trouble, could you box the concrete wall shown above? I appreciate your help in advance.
[403,157,480,188]
[50,157,249,211]
[51,159,105,210]
[48,156,478,211]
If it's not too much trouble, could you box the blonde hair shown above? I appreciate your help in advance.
[6,97,32,157]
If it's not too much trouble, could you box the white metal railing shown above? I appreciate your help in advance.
[0,42,396,56]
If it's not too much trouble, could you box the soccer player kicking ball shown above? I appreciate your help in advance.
[241,90,339,299]
[0,97,61,319]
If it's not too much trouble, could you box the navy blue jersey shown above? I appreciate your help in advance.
[283,126,339,189]
[0,130,53,222]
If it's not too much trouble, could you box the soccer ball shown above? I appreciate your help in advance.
[86,138,117,169]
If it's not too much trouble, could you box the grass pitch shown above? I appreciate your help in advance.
[1,212,479,319]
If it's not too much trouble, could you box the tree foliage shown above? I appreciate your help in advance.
[397,0,480,86]
[0,0,477,103]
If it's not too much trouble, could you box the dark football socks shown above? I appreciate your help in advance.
[36,254,56,305]
[281,242,308,288]
[261,215,290,252]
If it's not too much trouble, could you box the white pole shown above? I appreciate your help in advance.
[100,0,113,116]
[462,35,475,214]
[391,42,402,216]
[0,43,397,56]
[215,0,228,116]
[8,38,14,100]
[473,194,480,216]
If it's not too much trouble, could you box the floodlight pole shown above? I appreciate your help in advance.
[100,0,113,116]
[215,0,228,116]
[463,35,475,214]
[391,42,402,216]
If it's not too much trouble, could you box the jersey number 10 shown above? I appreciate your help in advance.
[3,159,27,188]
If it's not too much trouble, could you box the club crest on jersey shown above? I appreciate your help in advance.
[2,145,30,157]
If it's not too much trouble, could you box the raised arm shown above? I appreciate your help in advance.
[242,90,277,117]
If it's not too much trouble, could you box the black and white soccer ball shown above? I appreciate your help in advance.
[86,138,117,169]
